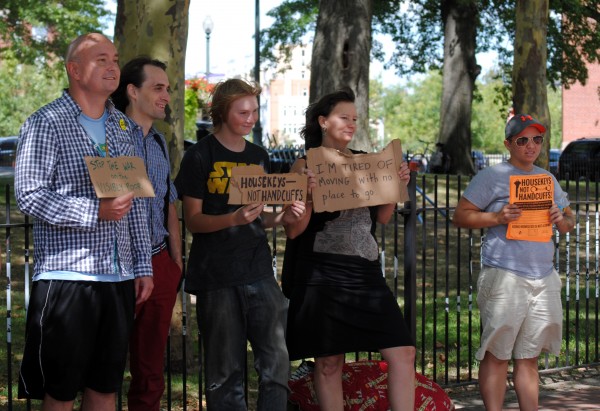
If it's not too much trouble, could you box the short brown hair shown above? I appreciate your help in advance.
[209,79,262,133]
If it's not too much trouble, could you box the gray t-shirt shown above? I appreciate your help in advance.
[462,161,569,279]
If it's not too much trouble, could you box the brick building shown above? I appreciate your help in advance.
[562,62,600,149]
[266,44,311,146]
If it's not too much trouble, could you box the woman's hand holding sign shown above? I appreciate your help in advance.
[302,166,316,201]
[283,200,309,225]
[398,161,410,185]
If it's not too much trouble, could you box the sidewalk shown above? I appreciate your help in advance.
[446,366,600,410]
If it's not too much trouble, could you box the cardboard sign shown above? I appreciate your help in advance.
[506,174,554,242]
[85,156,155,198]
[228,165,308,205]
[306,139,409,212]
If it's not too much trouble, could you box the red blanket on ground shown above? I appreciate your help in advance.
[288,360,455,411]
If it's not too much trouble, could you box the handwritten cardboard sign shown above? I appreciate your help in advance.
[228,165,308,205]
[85,156,155,198]
[306,139,409,212]
[506,174,554,242]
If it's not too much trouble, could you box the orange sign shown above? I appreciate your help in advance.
[506,174,554,242]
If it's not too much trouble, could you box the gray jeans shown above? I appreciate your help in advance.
[196,276,290,410]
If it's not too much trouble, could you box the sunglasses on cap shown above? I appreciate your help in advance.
[511,135,544,146]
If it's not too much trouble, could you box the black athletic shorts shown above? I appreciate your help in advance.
[18,279,135,401]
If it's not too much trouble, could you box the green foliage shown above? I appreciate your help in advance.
[184,88,200,142]
[548,87,562,148]
[545,0,600,88]
[384,0,600,90]
[0,0,109,137]
[260,0,405,71]
[260,0,319,71]
[491,0,600,89]
[0,0,111,66]
[379,0,444,76]
[378,68,564,155]
[0,53,66,136]
[262,0,600,92]
[369,77,385,120]
[471,69,563,152]
[184,78,215,142]
[471,71,511,153]
[368,77,385,148]
[378,71,442,153]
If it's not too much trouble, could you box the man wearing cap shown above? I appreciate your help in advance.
[453,113,575,411]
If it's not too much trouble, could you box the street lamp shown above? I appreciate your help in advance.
[203,16,214,81]
[252,0,263,146]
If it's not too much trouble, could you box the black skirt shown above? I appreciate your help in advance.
[286,280,414,361]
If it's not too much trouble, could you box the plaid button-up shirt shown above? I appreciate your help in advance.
[15,90,153,280]
[130,121,178,248]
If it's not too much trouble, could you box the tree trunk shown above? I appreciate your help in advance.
[439,0,480,175]
[114,0,192,369]
[113,0,188,174]
[310,0,373,152]
[513,0,550,169]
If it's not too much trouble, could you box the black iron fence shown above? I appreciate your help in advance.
[265,145,510,175]
[268,145,306,173]
[2,173,600,410]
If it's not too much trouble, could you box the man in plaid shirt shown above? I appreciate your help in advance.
[15,33,153,410]
[112,56,183,411]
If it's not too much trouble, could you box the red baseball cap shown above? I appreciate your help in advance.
[505,114,546,139]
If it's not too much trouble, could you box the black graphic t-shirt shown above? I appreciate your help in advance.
[174,134,273,293]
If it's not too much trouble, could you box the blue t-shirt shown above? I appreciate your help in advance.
[461,161,569,279]
[79,110,108,157]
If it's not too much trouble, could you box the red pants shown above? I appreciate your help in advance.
[127,249,181,411]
